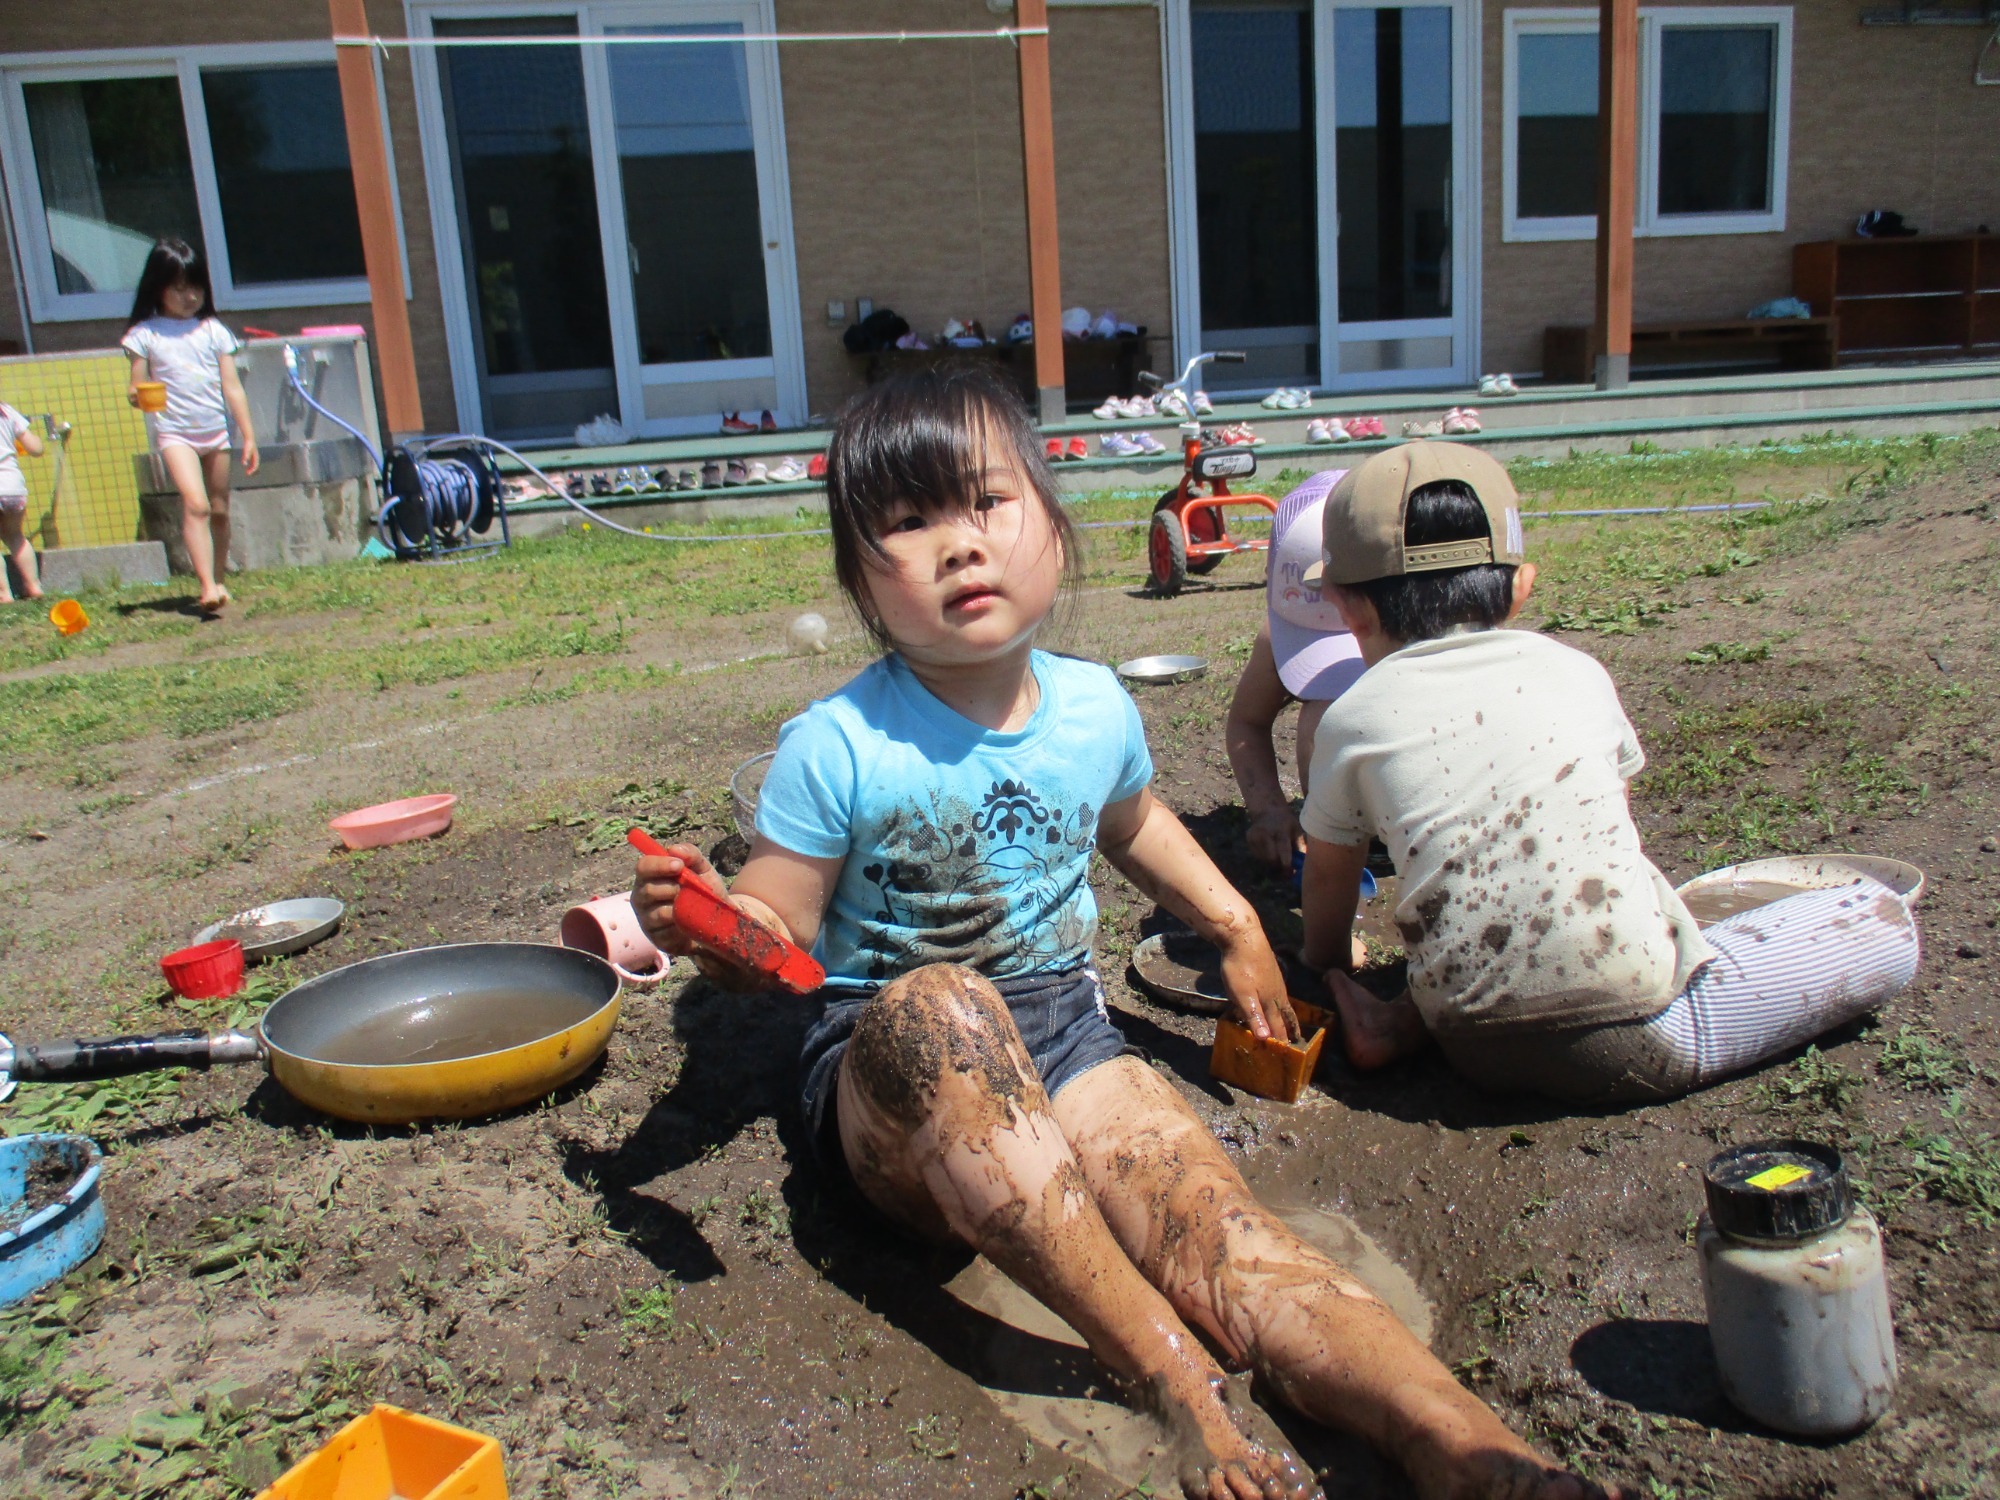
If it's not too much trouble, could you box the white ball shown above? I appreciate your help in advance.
[787,611,829,655]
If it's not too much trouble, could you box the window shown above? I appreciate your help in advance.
[0,44,403,321]
[1503,7,1791,242]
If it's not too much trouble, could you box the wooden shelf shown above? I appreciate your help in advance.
[1795,235,2000,363]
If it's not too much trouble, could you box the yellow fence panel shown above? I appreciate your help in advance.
[0,350,150,549]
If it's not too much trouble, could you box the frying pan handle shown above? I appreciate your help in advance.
[0,1028,262,1083]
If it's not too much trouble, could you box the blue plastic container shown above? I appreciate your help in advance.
[0,1133,105,1307]
[1291,849,1378,901]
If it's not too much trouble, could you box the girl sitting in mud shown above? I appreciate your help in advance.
[633,366,1613,1500]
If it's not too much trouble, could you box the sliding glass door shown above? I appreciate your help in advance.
[1179,0,1472,392]
[418,2,802,440]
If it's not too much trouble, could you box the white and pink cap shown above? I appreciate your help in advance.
[1268,471,1365,701]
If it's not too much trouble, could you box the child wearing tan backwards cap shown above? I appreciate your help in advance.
[1297,442,1919,1103]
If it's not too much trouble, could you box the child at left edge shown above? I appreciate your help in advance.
[0,400,46,602]
[122,238,259,616]
[634,366,1615,1500]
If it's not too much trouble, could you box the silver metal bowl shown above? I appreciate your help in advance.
[193,898,345,962]
[1116,654,1209,685]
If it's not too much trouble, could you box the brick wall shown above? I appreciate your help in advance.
[1478,0,2000,375]
[774,0,1171,416]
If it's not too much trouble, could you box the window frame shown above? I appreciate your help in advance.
[0,41,408,322]
[1501,5,1792,243]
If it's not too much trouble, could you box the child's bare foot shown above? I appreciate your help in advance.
[1325,971,1428,1070]
[1139,1367,1322,1500]
[1394,1379,1620,1500]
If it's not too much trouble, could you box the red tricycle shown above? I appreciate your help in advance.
[1138,352,1278,596]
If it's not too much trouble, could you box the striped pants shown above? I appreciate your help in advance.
[1639,878,1921,1091]
[1434,878,1920,1102]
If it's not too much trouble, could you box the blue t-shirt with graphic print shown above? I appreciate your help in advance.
[754,650,1154,993]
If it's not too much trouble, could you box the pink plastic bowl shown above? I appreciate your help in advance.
[329,793,459,851]
[161,939,245,1000]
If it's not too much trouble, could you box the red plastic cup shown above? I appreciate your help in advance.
[160,938,245,1000]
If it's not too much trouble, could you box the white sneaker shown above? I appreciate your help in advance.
[1093,398,1124,420]
[1323,417,1352,443]
[1123,396,1157,418]
[1100,432,1141,457]
[1280,388,1313,410]
[1306,419,1331,443]
[1131,431,1166,455]
[1261,389,1288,409]
[769,456,807,482]
[1478,374,1503,398]
[1192,390,1214,415]
[1157,390,1192,418]
[1496,373,1519,396]
[1401,418,1445,439]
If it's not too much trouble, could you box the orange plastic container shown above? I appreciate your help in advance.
[49,600,88,637]
[1209,998,1330,1103]
[134,381,167,413]
[258,1404,506,1500]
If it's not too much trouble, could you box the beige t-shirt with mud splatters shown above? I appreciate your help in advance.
[1301,628,1714,1033]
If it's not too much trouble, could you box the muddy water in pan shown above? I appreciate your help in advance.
[1680,880,1814,925]
[302,989,578,1065]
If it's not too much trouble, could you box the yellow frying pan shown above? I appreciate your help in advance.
[0,943,620,1125]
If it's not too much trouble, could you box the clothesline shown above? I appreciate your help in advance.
[333,26,1045,49]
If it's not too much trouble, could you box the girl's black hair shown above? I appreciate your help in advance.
[824,363,1080,647]
[126,238,216,329]
[1349,480,1516,642]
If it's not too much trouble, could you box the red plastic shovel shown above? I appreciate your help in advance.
[627,828,825,994]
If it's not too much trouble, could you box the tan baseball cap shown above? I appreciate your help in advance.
[1303,441,1526,587]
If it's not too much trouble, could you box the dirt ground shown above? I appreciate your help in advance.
[0,436,1996,1500]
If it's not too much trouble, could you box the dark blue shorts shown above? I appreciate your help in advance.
[798,964,1135,1167]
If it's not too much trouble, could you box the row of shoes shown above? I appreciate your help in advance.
[1093,390,1215,421]
[1477,374,1520,397]
[720,410,780,435]
[1260,387,1314,410]
[1305,415,1386,443]
[1098,431,1169,457]
[1402,408,1483,438]
[557,453,827,497]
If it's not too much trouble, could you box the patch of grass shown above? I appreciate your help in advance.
[1897,1127,2000,1224]
[1682,640,1771,666]
[1880,1026,1973,1091]
[1755,1046,1862,1115]
[2,1072,182,1139]
[618,1280,681,1341]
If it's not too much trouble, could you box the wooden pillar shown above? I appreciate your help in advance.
[331,0,424,436]
[1592,0,1638,390]
[1015,0,1066,424]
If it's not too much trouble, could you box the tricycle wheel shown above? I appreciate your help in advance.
[1148,511,1189,596]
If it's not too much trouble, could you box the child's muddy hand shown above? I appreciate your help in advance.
[1245,806,1301,872]
[1220,941,1300,1043]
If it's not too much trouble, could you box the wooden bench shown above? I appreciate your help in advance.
[1542,317,1837,384]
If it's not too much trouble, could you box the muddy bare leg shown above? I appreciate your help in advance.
[837,963,1319,1500]
[1059,1059,1618,1500]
